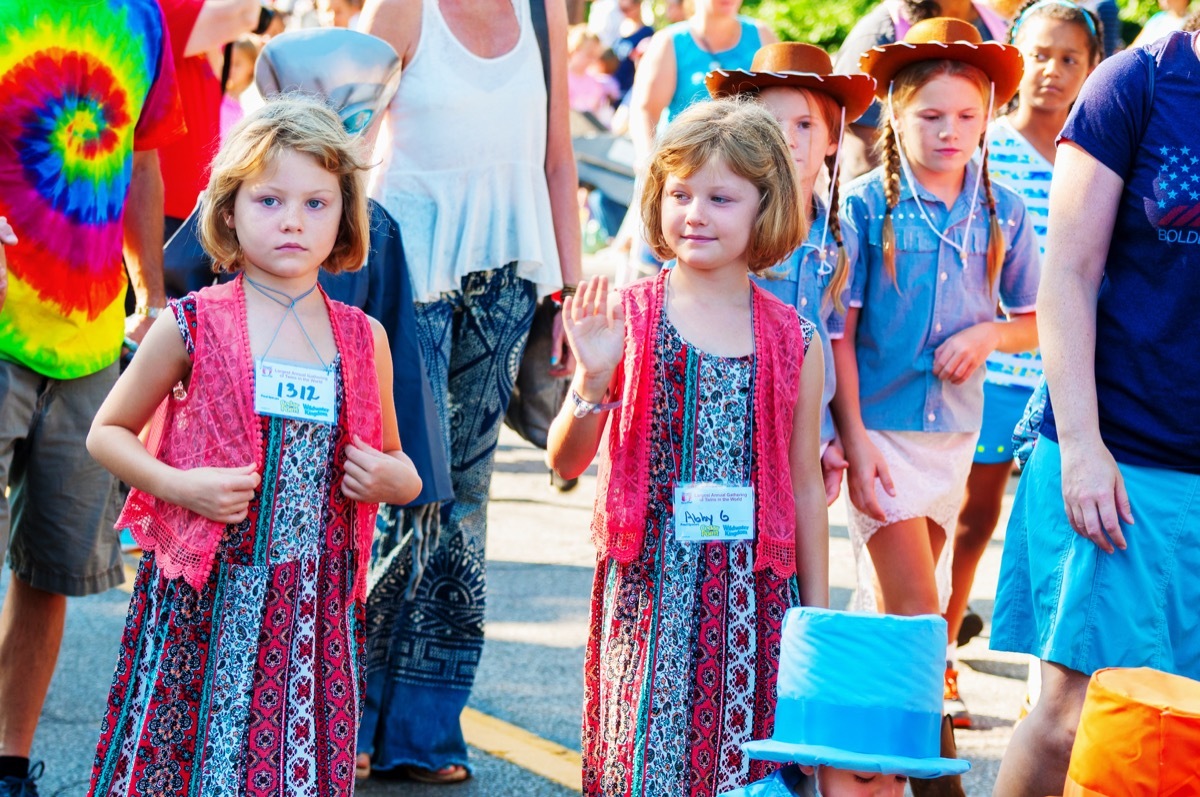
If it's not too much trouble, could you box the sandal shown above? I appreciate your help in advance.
[400,764,471,784]
[355,753,371,781]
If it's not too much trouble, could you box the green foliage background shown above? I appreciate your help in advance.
[732,0,1163,51]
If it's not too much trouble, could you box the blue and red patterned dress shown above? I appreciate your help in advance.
[89,297,365,796]
[582,314,815,797]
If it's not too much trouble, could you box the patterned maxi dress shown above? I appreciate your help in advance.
[582,314,815,797]
[89,298,365,797]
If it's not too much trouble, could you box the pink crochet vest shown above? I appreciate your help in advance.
[118,277,383,601]
[591,269,805,578]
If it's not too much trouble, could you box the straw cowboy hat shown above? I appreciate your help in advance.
[706,42,877,124]
[740,608,970,779]
[858,17,1023,104]
[1065,667,1200,796]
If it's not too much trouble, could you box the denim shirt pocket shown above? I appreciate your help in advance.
[961,226,994,296]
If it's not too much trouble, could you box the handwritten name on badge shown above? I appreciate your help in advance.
[673,483,755,543]
[254,359,337,424]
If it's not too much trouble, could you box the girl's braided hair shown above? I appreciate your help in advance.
[875,60,1006,291]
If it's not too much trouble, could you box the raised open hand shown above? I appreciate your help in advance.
[562,276,625,387]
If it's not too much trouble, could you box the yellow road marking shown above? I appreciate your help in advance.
[462,706,583,792]
[115,560,582,791]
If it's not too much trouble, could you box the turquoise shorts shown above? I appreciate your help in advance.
[974,381,1032,464]
[991,438,1200,677]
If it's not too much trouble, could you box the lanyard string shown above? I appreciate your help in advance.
[887,81,995,268]
[804,105,848,278]
[796,105,854,279]
[656,270,755,485]
[244,276,331,371]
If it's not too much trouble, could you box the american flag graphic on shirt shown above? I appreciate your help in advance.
[1150,145,1200,229]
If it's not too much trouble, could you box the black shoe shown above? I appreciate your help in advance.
[0,762,43,797]
[957,607,984,648]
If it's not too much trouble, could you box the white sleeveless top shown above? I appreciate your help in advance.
[371,0,562,301]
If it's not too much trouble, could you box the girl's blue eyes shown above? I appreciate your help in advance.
[258,197,325,209]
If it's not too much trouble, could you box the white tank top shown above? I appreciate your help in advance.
[371,0,562,301]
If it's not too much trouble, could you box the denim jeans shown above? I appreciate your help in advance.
[358,264,537,771]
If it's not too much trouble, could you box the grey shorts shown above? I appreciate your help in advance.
[0,360,123,595]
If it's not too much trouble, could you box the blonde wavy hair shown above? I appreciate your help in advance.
[641,97,806,273]
[199,95,370,274]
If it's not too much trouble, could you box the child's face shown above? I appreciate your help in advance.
[227,48,256,98]
[660,156,760,273]
[894,74,987,180]
[226,148,343,285]
[805,766,908,797]
[758,87,837,195]
[1015,16,1094,115]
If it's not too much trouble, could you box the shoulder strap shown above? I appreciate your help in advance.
[530,0,550,117]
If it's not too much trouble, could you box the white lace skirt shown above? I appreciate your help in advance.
[847,429,978,613]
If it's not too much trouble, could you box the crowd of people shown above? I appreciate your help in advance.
[0,0,1199,795]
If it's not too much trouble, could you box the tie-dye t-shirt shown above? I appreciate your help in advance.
[0,0,184,379]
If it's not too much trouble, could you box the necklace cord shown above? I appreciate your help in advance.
[244,276,331,371]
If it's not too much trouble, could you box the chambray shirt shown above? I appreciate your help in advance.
[842,161,1040,433]
[753,200,855,446]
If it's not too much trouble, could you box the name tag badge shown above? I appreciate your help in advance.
[673,483,756,543]
[254,358,337,424]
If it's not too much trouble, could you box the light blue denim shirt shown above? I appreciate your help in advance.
[841,161,1040,433]
[753,199,855,447]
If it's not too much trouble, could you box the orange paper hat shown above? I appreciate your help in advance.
[1065,667,1200,796]
[858,17,1022,104]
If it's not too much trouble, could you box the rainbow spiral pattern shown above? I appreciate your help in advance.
[0,0,182,379]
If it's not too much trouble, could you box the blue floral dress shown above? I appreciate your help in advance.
[89,296,365,797]
[582,313,815,797]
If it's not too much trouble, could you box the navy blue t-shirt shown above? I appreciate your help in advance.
[612,24,653,96]
[1043,31,1200,472]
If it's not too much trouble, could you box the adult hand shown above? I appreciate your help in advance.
[0,216,16,314]
[933,322,999,385]
[1059,437,1134,554]
[174,464,261,525]
[562,275,625,395]
[843,435,896,523]
[820,440,848,506]
[125,313,156,349]
[341,435,421,505]
[549,306,577,378]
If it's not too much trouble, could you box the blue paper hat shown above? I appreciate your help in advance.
[742,608,970,779]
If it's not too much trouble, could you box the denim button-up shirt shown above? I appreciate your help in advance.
[753,200,855,446]
[842,162,1040,433]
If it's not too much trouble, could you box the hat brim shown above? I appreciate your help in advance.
[705,70,878,124]
[742,740,971,779]
[858,41,1022,105]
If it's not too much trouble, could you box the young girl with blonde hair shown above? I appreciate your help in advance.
[548,97,828,796]
[833,18,1040,626]
[86,97,422,796]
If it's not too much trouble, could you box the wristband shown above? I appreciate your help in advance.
[570,389,621,419]
[134,305,164,318]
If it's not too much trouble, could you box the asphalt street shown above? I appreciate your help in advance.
[9,424,1025,796]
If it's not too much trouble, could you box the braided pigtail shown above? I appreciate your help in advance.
[823,152,850,314]
[880,121,901,288]
[980,145,1006,291]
